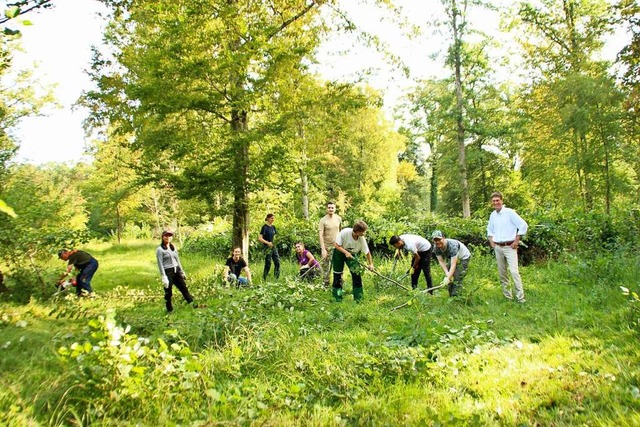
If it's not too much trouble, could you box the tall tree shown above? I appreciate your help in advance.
[86,0,334,257]
[512,0,627,212]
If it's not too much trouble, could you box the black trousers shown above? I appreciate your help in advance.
[411,249,433,291]
[263,247,281,280]
[164,267,193,312]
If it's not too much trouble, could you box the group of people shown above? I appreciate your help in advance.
[215,192,528,304]
[58,191,528,311]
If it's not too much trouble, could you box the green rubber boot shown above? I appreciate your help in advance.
[332,287,344,302]
[353,286,364,302]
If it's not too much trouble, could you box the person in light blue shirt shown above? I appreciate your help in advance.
[486,192,528,303]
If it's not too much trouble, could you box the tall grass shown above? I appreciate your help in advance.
[0,240,639,425]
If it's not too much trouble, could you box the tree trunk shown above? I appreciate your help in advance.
[298,124,309,220]
[430,151,438,213]
[116,202,122,244]
[151,187,161,234]
[571,129,587,210]
[231,108,250,260]
[451,0,471,218]
[0,270,7,293]
[300,166,309,221]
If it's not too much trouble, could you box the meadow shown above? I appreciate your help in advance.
[1,240,639,426]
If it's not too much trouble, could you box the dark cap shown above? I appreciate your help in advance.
[431,230,444,240]
[162,230,174,237]
[57,249,67,259]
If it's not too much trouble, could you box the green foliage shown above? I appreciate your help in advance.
[56,309,203,423]
[0,164,89,298]
[620,285,640,333]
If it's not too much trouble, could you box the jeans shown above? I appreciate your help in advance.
[76,258,98,295]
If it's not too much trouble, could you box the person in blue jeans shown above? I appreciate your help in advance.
[223,247,252,287]
[258,213,280,281]
[58,249,99,297]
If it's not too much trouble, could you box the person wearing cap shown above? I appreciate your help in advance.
[332,220,374,302]
[389,233,434,292]
[223,247,252,287]
[431,230,471,297]
[487,191,528,303]
[156,230,196,312]
[258,213,280,281]
[58,249,99,297]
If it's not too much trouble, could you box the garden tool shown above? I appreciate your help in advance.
[357,260,410,291]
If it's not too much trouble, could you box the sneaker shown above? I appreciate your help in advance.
[517,299,526,304]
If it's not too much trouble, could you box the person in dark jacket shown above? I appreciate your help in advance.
[258,213,280,281]
[58,248,99,297]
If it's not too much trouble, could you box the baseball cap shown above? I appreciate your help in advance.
[431,230,444,240]
[162,230,174,237]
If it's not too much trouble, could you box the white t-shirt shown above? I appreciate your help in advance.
[400,234,431,254]
[335,228,370,255]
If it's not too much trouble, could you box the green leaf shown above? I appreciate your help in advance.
[0,199,17,218]
[4,6,20,19]
[21,20,33,26]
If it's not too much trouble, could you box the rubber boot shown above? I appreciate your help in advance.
[353,286,363,302]
[332,287,343,302]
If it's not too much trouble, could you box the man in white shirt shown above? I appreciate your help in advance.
[389,233,434,292]
[487,192,528,303]
[332,220,374,302]
[318,202,341,288]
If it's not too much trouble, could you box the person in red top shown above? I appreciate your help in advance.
[58,249,99,297]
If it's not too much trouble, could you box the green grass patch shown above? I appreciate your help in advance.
[1,241,639,425]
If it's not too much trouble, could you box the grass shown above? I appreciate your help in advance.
[1,239,639,426]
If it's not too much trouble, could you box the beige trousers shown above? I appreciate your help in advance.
[494,245,525,302]
[320,248,333,286]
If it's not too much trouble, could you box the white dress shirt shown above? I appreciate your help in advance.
[487,206,528,243]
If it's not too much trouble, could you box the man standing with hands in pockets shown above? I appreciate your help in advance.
[487,192,528,303]
[318,202,341,288]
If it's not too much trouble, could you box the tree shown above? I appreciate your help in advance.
[82,131,150,242]
[512,0,629,212]
[0,164,88,295]
[85,0,342,258]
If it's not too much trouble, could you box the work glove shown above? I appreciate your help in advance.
[161,276,170,288]
[442,276,450,286]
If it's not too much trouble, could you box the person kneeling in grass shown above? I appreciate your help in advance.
[432,230,471,297]
[223,247,252,287]
[332,220,374,302]
[294,241,321,281]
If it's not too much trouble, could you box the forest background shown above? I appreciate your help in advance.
[0,0,637,297]
[2,0,640,276]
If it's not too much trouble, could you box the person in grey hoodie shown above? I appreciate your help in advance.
[156,230,196,312]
